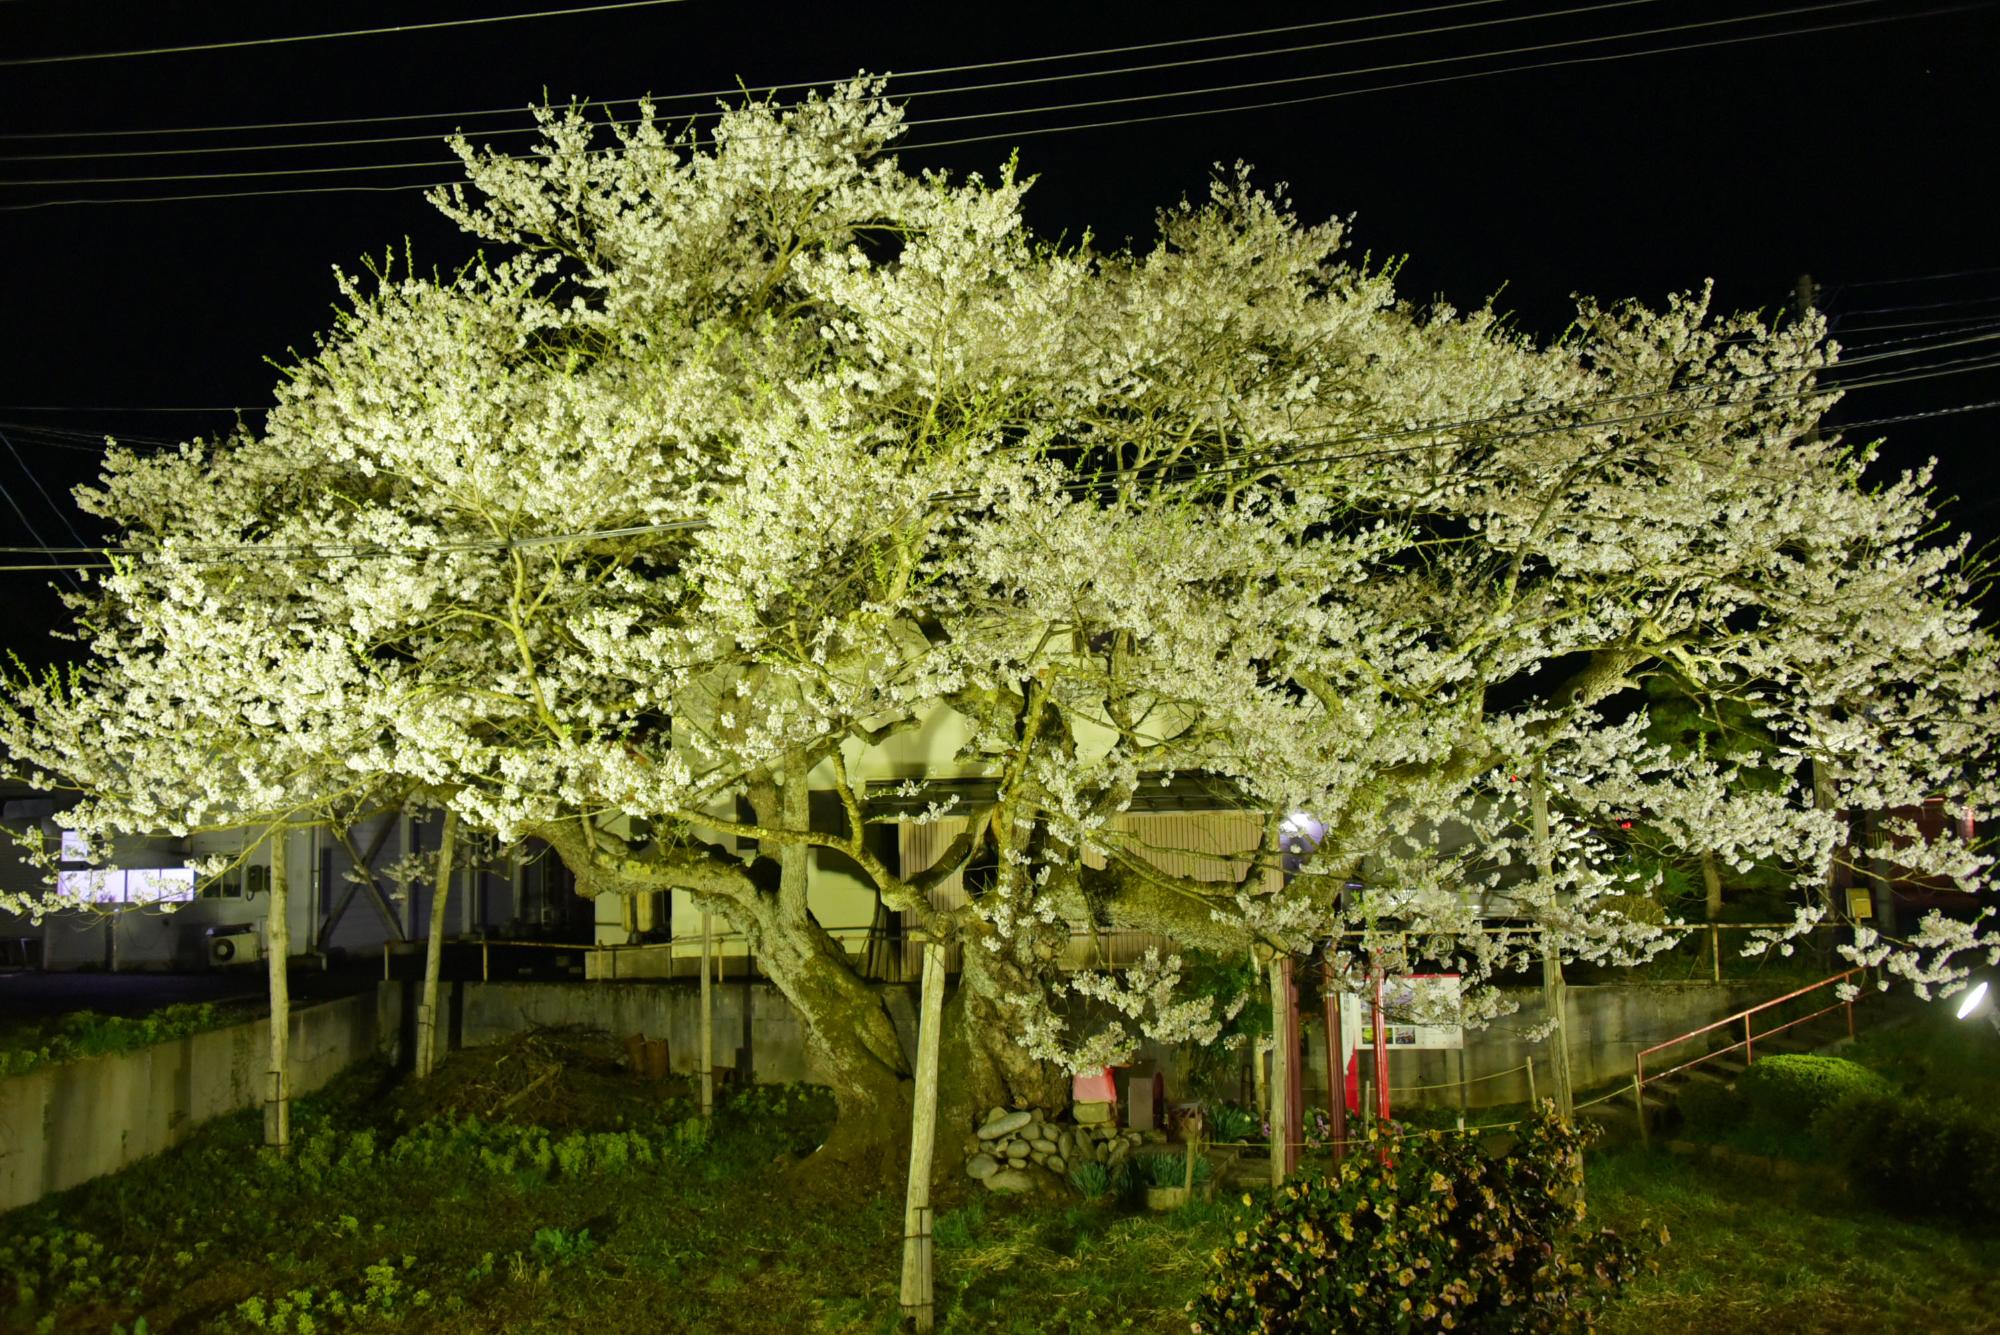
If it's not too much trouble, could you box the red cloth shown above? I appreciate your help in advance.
[1072,1065,1117,1104]
[1345,1052,1361,1114]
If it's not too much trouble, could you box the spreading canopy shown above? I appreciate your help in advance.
[5,81,1994,1074]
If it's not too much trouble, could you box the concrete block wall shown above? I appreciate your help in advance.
[447,977,1782,1110]
[456,979,918,1086]
[0,990,400,1216]
[1310,980,1774,1109]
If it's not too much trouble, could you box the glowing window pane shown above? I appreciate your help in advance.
[128,868,196,904]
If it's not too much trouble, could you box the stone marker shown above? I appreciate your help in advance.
[984,1169,1035,1194]
[966,1153,999,1180]
[1073,1101,1114,1125]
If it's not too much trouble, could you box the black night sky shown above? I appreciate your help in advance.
[1,0,1996,662]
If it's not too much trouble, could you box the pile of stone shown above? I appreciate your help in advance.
[964,1104,1168,1193]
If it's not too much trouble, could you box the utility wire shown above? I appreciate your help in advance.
[4,346,1997,569]
[901,1,1982,153]
[0,0,1901,189]
[0,1,1516,140]
[2,1,1970,209]
[1835,293,2000,318]
[1831,311,2000,335]
[0,427,90,547]
[1836,264,2000,290]
[0,0,695,68]
[0,431,83,589]
[0,0,1672,165]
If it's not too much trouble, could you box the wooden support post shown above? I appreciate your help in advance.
[1371,966,1391,1124]
[1526,1056,1537,1108]
[1324,973,1347,1163]
[700,910,714,1120]
[1269,955,1294,1187]
[1632,1073,1650,1148]
[415,809,457,1080]
[1531,764,1575,1121]
[265,827,292,1157]
[900,937,947,1333]
[1456,1047,1470,1132]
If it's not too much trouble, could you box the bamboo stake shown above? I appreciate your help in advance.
[265,827,292,1157]
[1531,763,1575,1120]
[1269,955,1293,1187]
[900,937,947,1333]
[415,809,458,1080]
[700,909,714,1120]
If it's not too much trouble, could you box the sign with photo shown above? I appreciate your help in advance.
[1341,973,1463,1050]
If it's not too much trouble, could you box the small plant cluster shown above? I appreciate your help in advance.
[1204,1103,1261,1145]
[1136,1151,1212,1190]
[1068,1159,1123,1200]
[0,1003,234,1077]
[0,1225,145,1322]
[724,1081,834,1122]
[233,1255,432,1333]
[1189,1111,1655,1334]
[295,1115,680,1182]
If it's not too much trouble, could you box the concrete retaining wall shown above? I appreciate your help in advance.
[0,990,399,1216]
[456,979,918,1086]
[0,975,1794,1218]
[447,977,1778,1108]
[1308,980,1774,1108]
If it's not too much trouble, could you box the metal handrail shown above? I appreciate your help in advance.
[1630,966,1863,1143]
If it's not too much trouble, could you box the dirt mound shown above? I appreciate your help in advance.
[387,1025,694,1133]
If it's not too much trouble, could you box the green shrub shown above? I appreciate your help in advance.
[1736,1055,1888,1128]
[1189,1111,1654,1334]
[0,1004,238,1077]
[1813,1090,2000,1224]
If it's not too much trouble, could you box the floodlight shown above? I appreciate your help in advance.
[1956,979,1990,1022]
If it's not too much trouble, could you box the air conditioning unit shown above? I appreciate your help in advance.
[206,925,263,967]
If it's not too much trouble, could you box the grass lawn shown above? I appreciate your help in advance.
[5,1028,1997,1333]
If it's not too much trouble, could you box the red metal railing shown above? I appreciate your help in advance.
[1634,967,1863,1117]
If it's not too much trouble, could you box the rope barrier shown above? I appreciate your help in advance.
[1388,1061,1529,1094]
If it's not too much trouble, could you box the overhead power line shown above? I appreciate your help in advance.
[1,0,1972,210]
[0,1,1515,141]
[0,0,1901,190]
[0,0,1672,165]
[0,0,694,69]
[1836,293,2000,318]
[901,1,1983,152]
[1832,311,2000,335]
[1837,265,2000,290]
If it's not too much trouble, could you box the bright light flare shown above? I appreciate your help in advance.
[1957,980,1991,1021]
